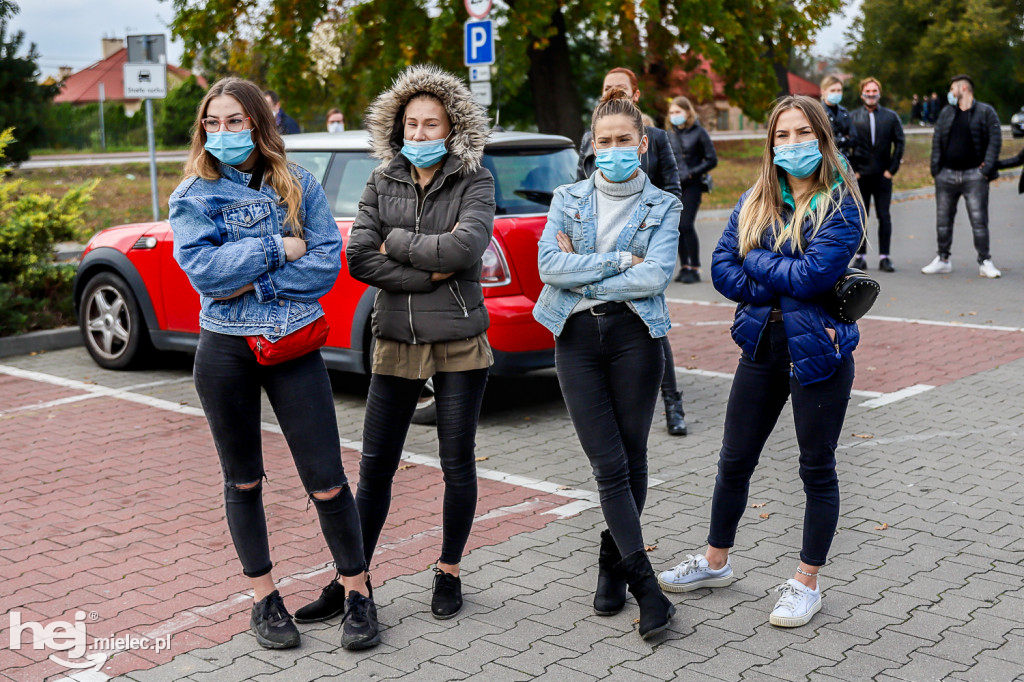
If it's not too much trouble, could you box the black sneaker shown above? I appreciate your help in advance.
[879,257,895,272]
[852,255,868,270]
[250,590,300,649]
[294,577,346,623]
[340,591,380,650]
[431,568,463,620]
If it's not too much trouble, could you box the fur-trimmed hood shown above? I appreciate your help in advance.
[364,64,490,175]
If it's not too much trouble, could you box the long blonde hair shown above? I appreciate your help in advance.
[665,96,698,130]
[737,95,864,256]
[183,78,305,236]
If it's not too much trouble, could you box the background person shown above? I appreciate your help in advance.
[326,108,345,132]
[575,66,687,437]
[169,77,377,652]
[819,75,855,158]
[665,95,718,285]
[921,74,1002,278]
[263,89,301,135]
[535,88,681,640]
[849,77,904,272]
[336,64,495,622]
[658,95,865,630]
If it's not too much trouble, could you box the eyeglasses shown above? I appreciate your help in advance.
[202,116,252,133]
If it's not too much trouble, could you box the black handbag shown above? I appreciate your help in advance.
[822,268,880,323]
[700,173,714,193]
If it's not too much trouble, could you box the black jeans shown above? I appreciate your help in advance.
[707,320,854,566]
[193,329,365,578]
[935,167,991,263]
[555,306,662,557]
[677,183,704,268]
[357,368,488,566]
[856,173,893,256]
[659,335,680,396]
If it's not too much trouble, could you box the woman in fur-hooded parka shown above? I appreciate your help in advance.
[346,64,495,345]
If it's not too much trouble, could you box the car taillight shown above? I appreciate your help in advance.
[480,238,511,287]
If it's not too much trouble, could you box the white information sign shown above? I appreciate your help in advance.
[470,81,492,107]
[123,64,167,99]
[469,66,491,82]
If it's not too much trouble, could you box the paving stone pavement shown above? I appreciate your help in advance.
[2,182,1024,681]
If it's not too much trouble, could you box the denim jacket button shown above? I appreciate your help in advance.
[274,326,281,333]
[278,300,285,307]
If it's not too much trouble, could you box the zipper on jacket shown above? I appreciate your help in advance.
[449,281,469,317]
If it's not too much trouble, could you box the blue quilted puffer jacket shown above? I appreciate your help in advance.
[711,182,864,385]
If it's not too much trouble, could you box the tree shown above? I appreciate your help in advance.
[166,0,841,142]
[157,76,208,146]
[0,0,60,162]
[848,0,1024,117]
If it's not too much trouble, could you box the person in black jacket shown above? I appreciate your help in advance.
[263,90,301,135]
[665,95,717,285]
[849,77,904,272]
[820,75,855,158]
[576,67,686,437]
[922,75,1003,278]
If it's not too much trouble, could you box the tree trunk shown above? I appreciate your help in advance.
[763,34,791,98]
[527,7,584,144]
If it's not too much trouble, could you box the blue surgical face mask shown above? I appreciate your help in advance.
[205,130,255,166]
[773,139,822,179]
[825,92,842,106]
[947,91,958,106]
[401,134,449,168]
[594,138,646,182]
[670,113,687,127]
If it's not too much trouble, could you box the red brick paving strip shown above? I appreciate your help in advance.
[0,392,569,681]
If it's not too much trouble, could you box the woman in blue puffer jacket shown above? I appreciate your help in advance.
[657,95,865,629]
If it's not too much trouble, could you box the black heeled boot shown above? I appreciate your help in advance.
[618,550,676,639]
[593,530,627,616]
[663,390,687,436]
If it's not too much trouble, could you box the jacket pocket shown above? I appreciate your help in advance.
[223,201,273,240]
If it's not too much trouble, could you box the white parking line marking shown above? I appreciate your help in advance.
[0,376,193,417]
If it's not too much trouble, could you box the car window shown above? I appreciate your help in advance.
[322,152,380,218]
[288,151,333,184]
[482,148,578,215]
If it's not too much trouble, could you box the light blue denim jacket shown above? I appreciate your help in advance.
[532,173,681,337]
[169,162,342,340]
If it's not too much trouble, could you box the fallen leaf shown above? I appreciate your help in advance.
[179,401,188,405]
[852,433,874,439]
[523,416,532,421]
[633,618,640,624]
[556,485,572,490]
[475,456,489,462]
[397,464,416,471]
[874,523,889,531]
[968,311,977,316]
[750,502,767,509]
[759,513,770,519]
[865,366,877,372]
[644,544,657,552]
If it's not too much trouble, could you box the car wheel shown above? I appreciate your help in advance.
[410,377,436,425]
[79,271,150,369]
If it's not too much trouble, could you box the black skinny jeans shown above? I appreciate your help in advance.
[934,167,991,263]
[555,306,662,557]
[192,329,365,578]
[677,183,704,268]
[356,368,488,566]
[707,320,854,566]
[856,174,893,256]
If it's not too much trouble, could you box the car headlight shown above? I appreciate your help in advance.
[1012,113,1024,124]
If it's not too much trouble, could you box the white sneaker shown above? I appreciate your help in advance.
[769,578,821,627]
[658,554,734,593]
[921,256,952,274]
[979,259,1002,278]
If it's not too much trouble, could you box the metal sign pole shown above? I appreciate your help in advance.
[145,98,159,221]
[98,82,106,151]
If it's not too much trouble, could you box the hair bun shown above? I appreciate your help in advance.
[600,87,631,104]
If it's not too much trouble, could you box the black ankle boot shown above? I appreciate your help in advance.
[594,530,626,616]
[663,390,687,436]
[294,576,346,623]
[618,550,676,640]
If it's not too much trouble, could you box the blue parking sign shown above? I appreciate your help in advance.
[464,19,494,66]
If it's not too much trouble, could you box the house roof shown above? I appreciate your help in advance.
[53,48,206,104]
[787,72,821,98]
[667,57,821,102]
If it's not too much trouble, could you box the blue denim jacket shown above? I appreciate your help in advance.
[169,162,342,340]
[532,173,681,337]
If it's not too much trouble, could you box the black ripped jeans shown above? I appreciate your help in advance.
[356,369,488,566]
[193,329,365,578]
[707,320,854,566]
[555,306,663,557]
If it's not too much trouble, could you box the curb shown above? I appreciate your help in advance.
[0,327,82,359]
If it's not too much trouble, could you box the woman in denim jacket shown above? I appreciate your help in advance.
[534,90,681,640]
[658,96,865,630]
[169,78,378,652]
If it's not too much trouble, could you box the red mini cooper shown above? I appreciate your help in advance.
[74,131,576,420]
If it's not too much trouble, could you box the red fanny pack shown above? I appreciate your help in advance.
[246,317,330,366]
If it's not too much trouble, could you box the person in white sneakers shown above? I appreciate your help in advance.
[922,74,1002,278]
[658,95,866,628]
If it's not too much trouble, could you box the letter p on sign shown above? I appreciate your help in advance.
[464,19,494,66]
